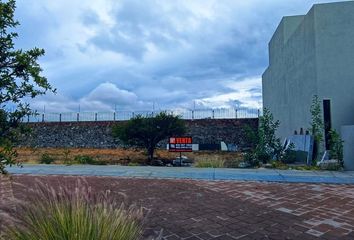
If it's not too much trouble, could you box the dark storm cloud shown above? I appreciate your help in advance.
[13,0,345,112]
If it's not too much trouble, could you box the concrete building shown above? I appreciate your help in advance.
[262,1,354,150]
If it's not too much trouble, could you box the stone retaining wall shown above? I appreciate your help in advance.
[18,119,258,150]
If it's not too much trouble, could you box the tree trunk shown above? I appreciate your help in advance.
[147,147,154,164]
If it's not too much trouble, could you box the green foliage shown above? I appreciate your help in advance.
[74,155,106,165]
[328,129,344,167]
[127,162,140,166]
[62,148,72,165]
[292,165,320,171]
[243,109,282,166]
[0,0,54,174]
[242,152,260,168]
[271,161,288,170]
[309,95,324,163]
[258,109,282,161]
[224,159,241,168]
[113,112,186,163]
[280,143,296,164]
[39,153,55,164]
[3,181,144,240]
[195,158,225,168]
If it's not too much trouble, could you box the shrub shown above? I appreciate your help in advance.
[39,153,55,164]
[3,180,144,240]
[328,129,344,167]
[243,109,282,165]
[195,158,225,168]
[293,165,320,171]
[224,159,241,168]
[280,143,297,164]
[243,152,260,168]
[62,148,73,165]
[128,162,140,166]
[74,155,106,165]
[271,161,288,170]
[309,95,324,163]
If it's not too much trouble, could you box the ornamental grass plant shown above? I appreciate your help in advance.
[3,179,144,240]
[195,158,225,168]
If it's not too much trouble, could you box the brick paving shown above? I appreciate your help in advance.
[0,175,15,239]
[1,175,354,239]
[194,181,354,239]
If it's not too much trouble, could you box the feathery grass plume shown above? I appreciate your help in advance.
[3,179,145,240]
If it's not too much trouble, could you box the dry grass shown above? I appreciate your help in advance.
[195,158,226,168]
[14,147,243,166]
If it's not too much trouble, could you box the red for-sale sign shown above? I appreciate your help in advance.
[169,137,193,152]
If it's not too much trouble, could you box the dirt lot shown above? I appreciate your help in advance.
[14,147,243,166]
[2,175,354,239]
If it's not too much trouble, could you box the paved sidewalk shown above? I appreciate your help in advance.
[7,175,354,239]
[0,175,15,238]
[6,164,354,184]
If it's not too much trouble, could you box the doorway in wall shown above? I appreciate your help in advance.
[323,99,332,150]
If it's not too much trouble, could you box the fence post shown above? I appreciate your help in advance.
[257,109,260,118]
[95,113,98,121]
[212,110,215,119]
[192,110,194,120]
[77,113,79,122]
[235,109,238,119]
[59,114,62,123]
[113,112,116,121]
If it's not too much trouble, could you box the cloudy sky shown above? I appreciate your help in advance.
[14,0,345,112]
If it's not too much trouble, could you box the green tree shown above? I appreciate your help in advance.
[256,108,282,163]
[328,129,344,167]
[309,95,324,163]
[112,112,186,163]
[0,0,54,174]
[243,109,282,166]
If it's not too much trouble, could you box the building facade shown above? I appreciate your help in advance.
[262,1,354,147]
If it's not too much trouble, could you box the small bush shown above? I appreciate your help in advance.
[280,143,297,164]
[62,148,73,165]
[128,162,140,166]
[74,155,106,165]
[195,159,225,168]
[3,180,144,240]
[293,165,320,171]
[271,161,288,170]
[328,129,344,167]
[243,152,260,168]
[39,153,55,164]
[224,159,241,168]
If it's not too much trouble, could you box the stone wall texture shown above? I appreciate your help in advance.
[18,119,258,150]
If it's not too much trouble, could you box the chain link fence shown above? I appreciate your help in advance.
[24,108,262,123]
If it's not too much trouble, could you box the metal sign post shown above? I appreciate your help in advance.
[169,137,193,166]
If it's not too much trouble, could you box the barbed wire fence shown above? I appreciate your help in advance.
[23,108,262,123]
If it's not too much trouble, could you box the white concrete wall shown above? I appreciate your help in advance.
[341,125,354,170]
[315,2,354,133]
[263,9,317,140]
[263,1,354,141]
